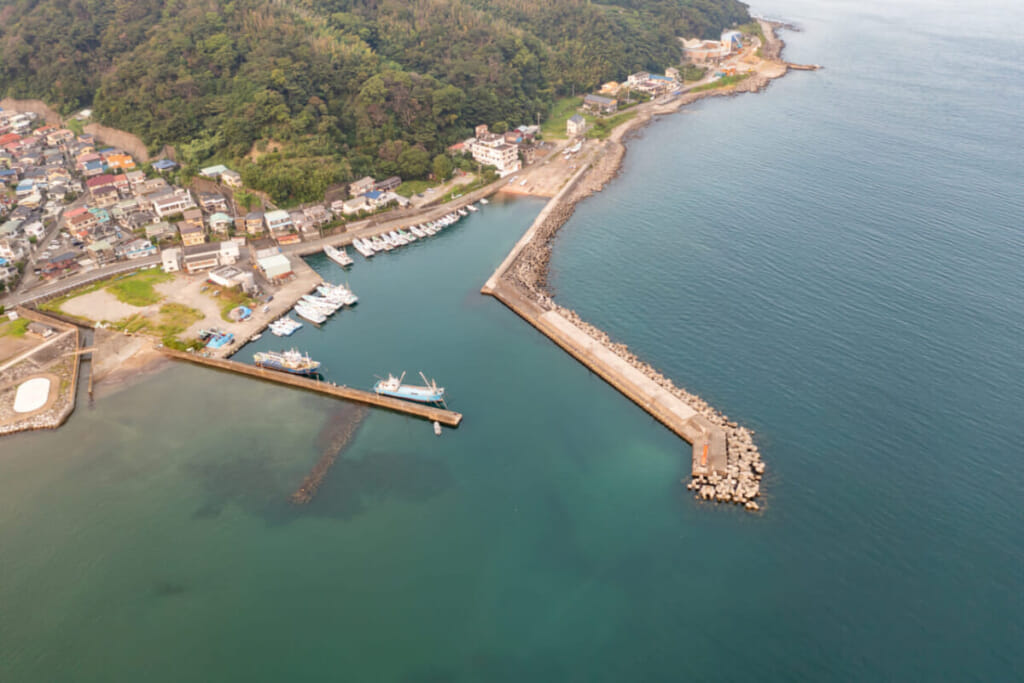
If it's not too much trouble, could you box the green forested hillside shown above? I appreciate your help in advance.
[0,0,748,204]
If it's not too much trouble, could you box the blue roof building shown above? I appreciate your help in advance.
[153,159,178,171]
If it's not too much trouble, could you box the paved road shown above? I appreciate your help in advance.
[1,255,160,307]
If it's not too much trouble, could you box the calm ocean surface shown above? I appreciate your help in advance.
[2,0,1022,679]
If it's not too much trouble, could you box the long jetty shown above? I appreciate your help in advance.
[159,348,462,426]
[480,158,764,509]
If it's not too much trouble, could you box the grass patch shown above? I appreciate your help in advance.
[395,179,439,198]
[109,303,202,346]
[585,111,638,140]
[1,318,30,337]
[206,286,258,322]
[106,269,173,306]
[541,96,583,139]
[689,73,752,93]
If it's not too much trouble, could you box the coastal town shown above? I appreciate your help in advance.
[0,20,806,510]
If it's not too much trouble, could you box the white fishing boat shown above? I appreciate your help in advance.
[479,197,489,205]
[300,295,341,313]
[410,225,426,238]
[466,203,478,212]
[353,239,375,259]
[457,208,468,217]
[433,421,442,436]
[317,283,358,306]
[293,303,327,324]
[399,229,415,242]
[323,243,354,267]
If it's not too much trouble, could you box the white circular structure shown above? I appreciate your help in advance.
[13,377,51,413]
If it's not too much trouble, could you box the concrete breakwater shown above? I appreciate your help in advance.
[291,406,368,504]
[482,93,775,511]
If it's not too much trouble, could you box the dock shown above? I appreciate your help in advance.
[158,348,463,427]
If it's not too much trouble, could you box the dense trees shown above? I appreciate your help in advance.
[1,0,748,204]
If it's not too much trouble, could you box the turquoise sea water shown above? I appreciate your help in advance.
[2,0,1023,679]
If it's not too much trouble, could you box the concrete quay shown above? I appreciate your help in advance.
[159,348,462,426]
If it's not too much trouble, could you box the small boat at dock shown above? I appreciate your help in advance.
[293,303,327,324]
[324,244,354,267]
[269,316,302,336]
[479,197,489,205]
[352,239,375,259]
[466,204,478,212]
[373,371,446,405]
[254,349,321,376]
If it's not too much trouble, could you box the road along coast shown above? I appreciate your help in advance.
[482,21,810,512]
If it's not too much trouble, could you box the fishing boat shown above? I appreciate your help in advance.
[466,203,478,212]
[293,303,327,324]
[410,225,426,238]
[479,197,489,205]
[353,238,374,258]
[269,317,302,336]
[251,333,262,341]
[457,208,468,217]
[324,244,354,267]
[373,371,446,405]
[253,349,321,376]
[300,295,341,313]
[399,229,415,242]
[433,421,442,436]
[317,283,358,306]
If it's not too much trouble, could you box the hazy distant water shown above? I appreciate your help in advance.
[1,0,1023,679]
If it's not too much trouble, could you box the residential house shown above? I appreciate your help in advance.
[288,211,312,235]
[23,221,45,241]
[263,209,293,234]
[152,190,195,218]
[161,247,182,273]
[199,192,228,213]
[374,176,402,192]
[208,212,232,234]
[182,243,222,274]
[220,169,242,187]
[145,221,175,241]
[0,238,25,260]
[42,251,79,278]
[87,239,116,265]
[303,205,331,228]
[567,114,587,138]
[178,223,205,247]
[120,238,157,260]
[92,185,119,208]
[152,159,177,173]
[66,208,99,236]
[582,94,618,115]
[125,170,146,190]
[199,164,228,179]
[219,238,242,265]
[244,211,265,235]
[341,196,370,216]
[182,208,204,231]
[470,136,521,176]
[136,178,168,198]
[349,176,376,197]
[105,153,136,170]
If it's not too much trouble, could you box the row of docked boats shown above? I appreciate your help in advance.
[349,203,484,259]
[269,316,303,337]
[293,282,359,324]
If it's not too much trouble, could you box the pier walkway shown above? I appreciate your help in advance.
[159,348,463,427]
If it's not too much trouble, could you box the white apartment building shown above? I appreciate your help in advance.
[471,137,521,176]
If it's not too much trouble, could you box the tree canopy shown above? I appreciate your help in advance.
[0,0,749,204]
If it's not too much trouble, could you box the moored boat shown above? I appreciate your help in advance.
[254,349,321,376]
[324,244,354,267]
[373,371,446,405]
[293,304,327,324]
